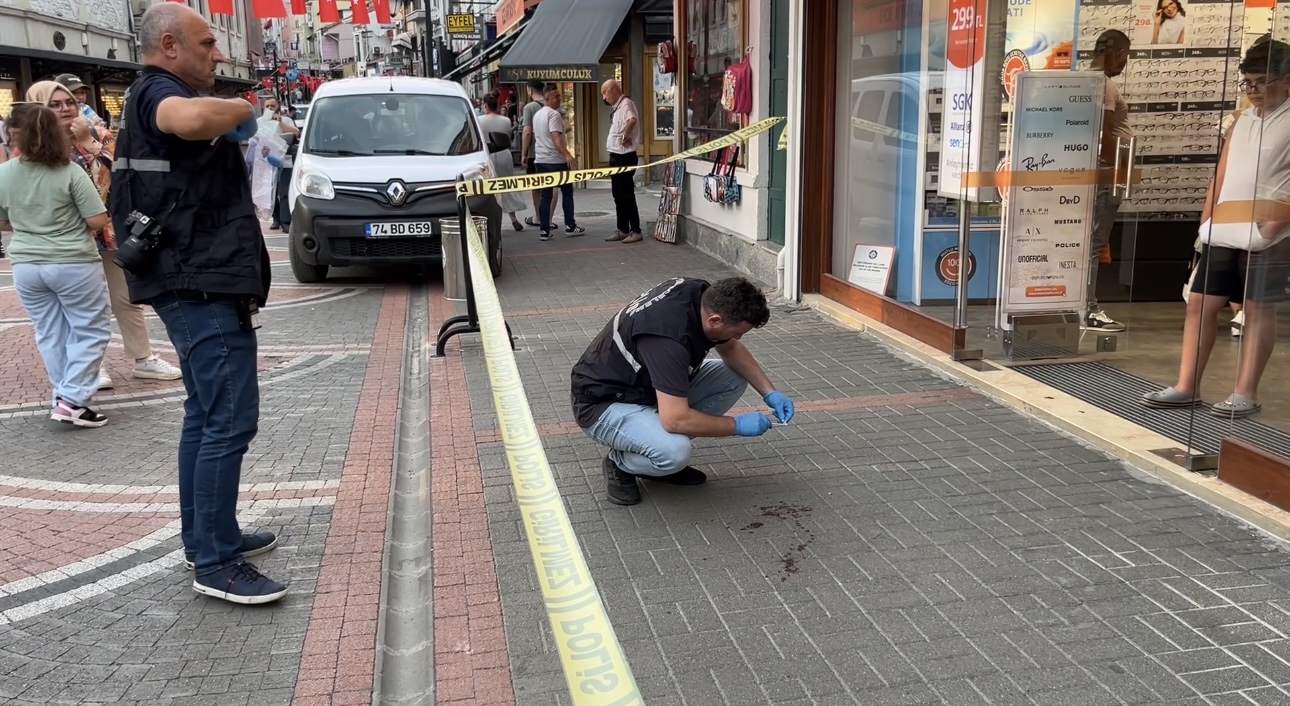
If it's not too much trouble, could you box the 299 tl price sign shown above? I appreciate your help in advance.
[938,0,993,202]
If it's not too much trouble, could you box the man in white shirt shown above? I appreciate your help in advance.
[601,79,644,243]
[1085,30,1132,334]
[533,88,585,241]
[1143,39,1290,418]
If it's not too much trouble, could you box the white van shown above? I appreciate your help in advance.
[287,77,508,283]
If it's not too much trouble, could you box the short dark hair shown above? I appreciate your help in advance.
[9,103,70,168]
[701,278,770,328]
[1093,29,1130,56]
[1240,39,1290,77]
[528,79,544,94]
[483,94,498,112]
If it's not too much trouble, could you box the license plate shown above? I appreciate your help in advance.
[365,221,434,238]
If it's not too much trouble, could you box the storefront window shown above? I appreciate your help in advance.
[653,54,676,140]
[684,0,745,150]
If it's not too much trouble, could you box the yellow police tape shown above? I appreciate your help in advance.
[459,208,644,705]
[456,116,786,197]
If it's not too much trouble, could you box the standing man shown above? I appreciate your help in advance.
[602,79,644,244]
[570,277,795,506]
[110,3,284,605]
[1085,30,1132,333]
[533,87,585,241]
[520,79,546,227]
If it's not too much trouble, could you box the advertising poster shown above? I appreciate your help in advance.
[1001,71,1104,315]
[937,0,1004,202]
[1000,0,1077,100]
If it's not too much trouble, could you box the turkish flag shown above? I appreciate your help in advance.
[208,0,234,12]
[318,0,340,23]
[250,0,287,19]
[372,0,392,25]
[350,0,371,25]
[291,0,307,13]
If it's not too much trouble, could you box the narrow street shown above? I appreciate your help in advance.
[3,192,1290,705]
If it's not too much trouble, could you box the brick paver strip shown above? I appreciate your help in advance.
[291,285,407,706]
[428,287,517,706]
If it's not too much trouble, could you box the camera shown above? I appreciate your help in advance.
[113,210,163,275]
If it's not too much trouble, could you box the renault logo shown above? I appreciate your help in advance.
[385,180,408,205]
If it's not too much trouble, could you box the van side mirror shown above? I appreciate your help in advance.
[487,130,511,153]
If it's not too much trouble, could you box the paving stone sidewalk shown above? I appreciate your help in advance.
[439,191,1290,706]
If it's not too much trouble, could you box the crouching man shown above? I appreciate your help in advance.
[570,277,796,505]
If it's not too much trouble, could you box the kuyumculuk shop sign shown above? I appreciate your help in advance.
[1000,70,1105,316]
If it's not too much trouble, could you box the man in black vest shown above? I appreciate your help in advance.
[110,3,283,605]
[571,277,796,505]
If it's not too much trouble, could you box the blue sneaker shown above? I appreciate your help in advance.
[183,530,278,571]
[192,562,287,605]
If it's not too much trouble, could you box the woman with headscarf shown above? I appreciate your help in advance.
[0,103,112,426]
[26,81,182,389]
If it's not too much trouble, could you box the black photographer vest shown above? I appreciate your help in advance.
[570,278,712,428]
[109,67,270,306]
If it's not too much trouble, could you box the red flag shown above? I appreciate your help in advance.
[318,0,340,23]
[208,0,234,12]
[250,0,287,19]
[372,0,392,25]
[350,0,371,25]
[291,0,306,14]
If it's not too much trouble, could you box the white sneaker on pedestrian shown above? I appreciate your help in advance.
[1231,310,1245,338]
[132,355,182,380]
[97,368,114,390]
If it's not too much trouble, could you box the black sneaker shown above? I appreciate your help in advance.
[565,225,586,237]
[603,456,641,506]
[183,530,278,571]
[652,466,707,485]
[1082,310,1126,333]
[540,231,552,241]
[192,561,287,605]
[51,399,107,428]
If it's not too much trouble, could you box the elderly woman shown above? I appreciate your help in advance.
[26,81,182,388]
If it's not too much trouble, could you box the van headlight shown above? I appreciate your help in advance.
[462,162,491,182]
[298,171,335,200]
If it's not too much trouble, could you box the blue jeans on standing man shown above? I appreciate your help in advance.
[585,360,748,476]
[535,161,576,233]
[151,293,259,577]
[12,262,111,408]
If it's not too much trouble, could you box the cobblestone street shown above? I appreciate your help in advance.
[5,191,1290,705]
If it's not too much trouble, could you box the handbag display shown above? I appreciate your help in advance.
[702,146,741,205]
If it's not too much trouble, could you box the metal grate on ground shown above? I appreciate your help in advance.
[1012,360,1290,456]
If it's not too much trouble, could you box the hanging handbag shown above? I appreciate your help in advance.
[702,146,741,205]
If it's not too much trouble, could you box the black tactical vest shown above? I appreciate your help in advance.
[570,278,712,414]
[109,68,271,306]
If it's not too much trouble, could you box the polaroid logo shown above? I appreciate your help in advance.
[1065,119,1090,126]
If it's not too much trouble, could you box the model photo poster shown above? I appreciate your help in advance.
[1000,71,1104,315]
[937,0,1005,203]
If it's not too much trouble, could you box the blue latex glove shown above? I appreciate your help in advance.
[266,154,284,169]
[763,390,795,424]
[734,411,773,438]
[225,117,258,143]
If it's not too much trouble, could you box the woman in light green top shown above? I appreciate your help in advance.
[0,103,113,427]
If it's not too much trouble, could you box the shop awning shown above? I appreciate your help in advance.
[497,0,632,83]
[3,45,142,84]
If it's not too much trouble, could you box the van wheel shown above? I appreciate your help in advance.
[289,241,329,283]
[489,234,503,279]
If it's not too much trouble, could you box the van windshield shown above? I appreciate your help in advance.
[303,93,481,157]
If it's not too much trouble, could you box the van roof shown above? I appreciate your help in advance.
[312,76,469,99]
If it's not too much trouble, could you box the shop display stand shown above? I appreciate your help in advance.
[653,160,684,243]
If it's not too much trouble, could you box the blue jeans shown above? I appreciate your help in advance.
[151,293,260,576]
[585,360,748,476]
[536,161,576,232]
[12,262,111,407]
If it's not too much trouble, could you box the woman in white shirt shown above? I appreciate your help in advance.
[1151,0,1186,45]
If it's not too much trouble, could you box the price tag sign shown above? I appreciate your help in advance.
[937,0,1002,203]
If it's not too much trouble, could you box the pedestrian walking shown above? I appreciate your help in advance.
[0,103,113,427]
[520,79,548,227]
[477,94,526,231]
[533,87,585,241]
[26,80,183,389]
[570,277,794,505]
[109,2,283,605]
[601,79,644,243]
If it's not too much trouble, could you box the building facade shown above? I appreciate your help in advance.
[775,0,1290,489]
